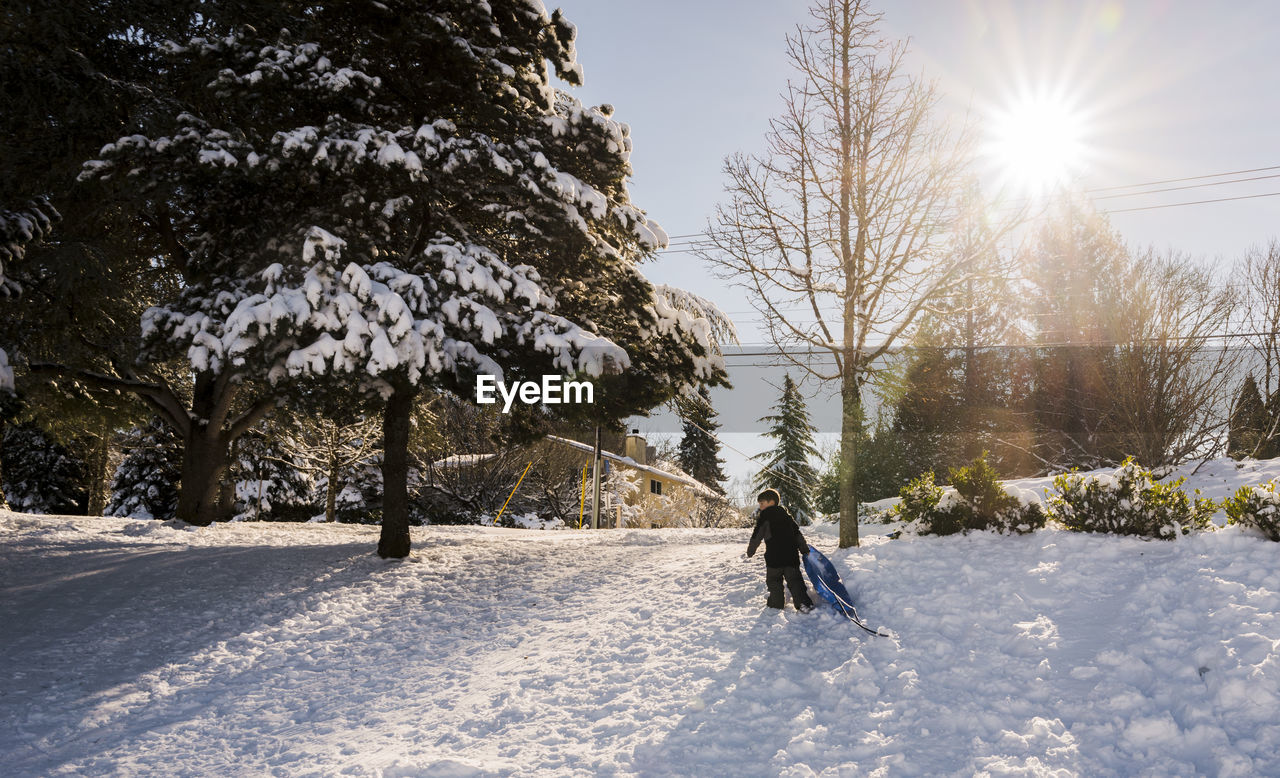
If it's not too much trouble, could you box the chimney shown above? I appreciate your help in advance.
[624,429,647,465]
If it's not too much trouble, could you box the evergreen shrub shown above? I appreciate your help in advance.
[893,452,1045,535]
[1047,457,1215,539]
[1223,482,1280,541]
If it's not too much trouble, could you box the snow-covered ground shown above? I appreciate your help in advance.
[4,458,1280,776]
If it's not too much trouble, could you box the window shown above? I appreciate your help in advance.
[649,479,662,495]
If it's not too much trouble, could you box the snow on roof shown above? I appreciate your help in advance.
[544,435,713,495]
[431,453,497,468]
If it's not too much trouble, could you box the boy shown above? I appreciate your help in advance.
[746,489,815,612]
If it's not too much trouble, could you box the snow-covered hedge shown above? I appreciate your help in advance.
[1047,458,1216,539]
[481,511,564,530]
[1223,482,1280,541]
[893,455,1045,536]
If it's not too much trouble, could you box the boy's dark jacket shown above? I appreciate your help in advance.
[747,505,809,567]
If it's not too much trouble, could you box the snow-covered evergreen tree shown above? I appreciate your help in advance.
[0,200,57,299]
[2,0,183,429]
[1,198,60,391]
[331,458,384,525]
[81,2,725,555]
[1229,375,1272,460]
[231,430,313,522]
[1,423,87,514]
[754,375,820,525]
[105,418,182,520]
[677,386,727,494]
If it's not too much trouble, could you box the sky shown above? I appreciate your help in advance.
[550,0,1280,480]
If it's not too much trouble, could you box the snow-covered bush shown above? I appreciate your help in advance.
[693,495,750,528]
[615,459,732,529]
[482,510,565,530]
[1048,457,1216,539]
[105,419,182,519]
[1223,482,1280,541]
[604,464,647,528]
[894,470,945,524]
[893,455,1045,536]
[860,503,897,525]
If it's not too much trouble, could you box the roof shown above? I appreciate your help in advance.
[431,453,496,469]
[544,435,714,496]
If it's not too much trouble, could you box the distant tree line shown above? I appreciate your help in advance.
[805,205,1276,507]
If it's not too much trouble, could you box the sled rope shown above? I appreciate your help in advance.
[814,578,890,637]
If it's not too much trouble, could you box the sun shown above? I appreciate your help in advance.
[986,92,1088,195]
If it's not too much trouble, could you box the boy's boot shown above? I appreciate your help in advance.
[783,566,815,611]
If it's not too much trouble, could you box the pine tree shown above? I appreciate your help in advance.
[754,375,820,524]
[1,423,87,514]
[2,0,187,443]
[0,389,19,509]
[890,186,1036,479]
[1026,200,1129,468]
[106,418,182,520]
[676,387,726,495]
[230,430,313,522]
[1229,375,1271,459]
[77,1,725,557]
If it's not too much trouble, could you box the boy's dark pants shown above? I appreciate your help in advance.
[766,566,814,609]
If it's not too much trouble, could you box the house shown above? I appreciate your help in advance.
[544,430,717,528]
[546,431,710,497]
[426,429,719,528]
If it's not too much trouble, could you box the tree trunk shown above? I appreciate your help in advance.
[378,381,416,558]
[86,432,110,517]
[175,424,230,525]
[326,453,338,522]
[0,415,8,510]
[839,356,862,548]
[963,276,979,462]
[836,1,861,549]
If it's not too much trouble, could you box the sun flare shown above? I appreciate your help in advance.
[987,92,1088,195]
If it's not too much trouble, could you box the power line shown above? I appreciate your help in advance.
[1103,190,1280,215]
[716,331,1280,358]
[1091,173,1280,201]
[658,187,1279,250]
[653,163,1280,251]
[680,415,816,495]
[1083,164,1280,193]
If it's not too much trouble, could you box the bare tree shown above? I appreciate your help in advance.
[275,415,382,523]
[1101,250,1240,467]
[699,0,994,546]
[1232,239,1280,456]
[1237,240,1280,399]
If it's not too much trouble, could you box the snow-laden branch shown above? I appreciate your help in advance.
[653,284,739,357]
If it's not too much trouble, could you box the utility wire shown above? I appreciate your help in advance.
[655,163,1280,250]
[716,331,1280,358]
[1103,190,1280,214]
[680,415,816,495]
[1084,164,1280,193]
[1091,173,1280,201]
